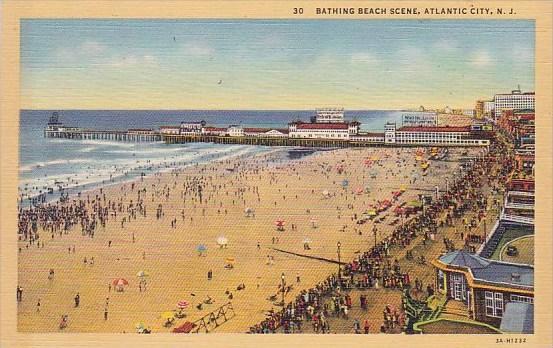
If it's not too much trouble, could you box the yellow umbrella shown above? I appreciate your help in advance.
[415,156,422,161]
[400,185,406,192]
[366,210,377,216]
[161,311,175,320]
[225,257,235,264]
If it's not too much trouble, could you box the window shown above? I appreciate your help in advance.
[495,293,503,317]
[510,295,533,304]
[485,291,494,316]
[485,291,504,317]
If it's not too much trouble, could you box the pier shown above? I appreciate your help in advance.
[44,128,162,142]
[162,134,363,148]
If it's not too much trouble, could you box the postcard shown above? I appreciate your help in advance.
[1,1,551,347]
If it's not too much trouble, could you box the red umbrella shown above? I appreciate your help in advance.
[275,220,285,226]
[177,300,190,309]
[112,278,129,286]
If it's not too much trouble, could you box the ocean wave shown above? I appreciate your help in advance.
[19,159,91,173]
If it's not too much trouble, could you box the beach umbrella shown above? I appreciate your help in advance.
[341,179,349,188]
[196,244,207,252]
[177,300,190,309]
[216,236,228,246]
[303,238,312,244]
[275,219,285,226]
[355,187,364,195]
[161,311,175,320]
[366,210,377,216]
[322,190,330,197]
[136,271,150,278]
[244,207,254,217]
[135,322,145,330]
[400,185,407,192]
[112,278,129,287]
[225,257,235,264]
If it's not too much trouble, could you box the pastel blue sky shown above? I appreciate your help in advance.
[21,19,534,110]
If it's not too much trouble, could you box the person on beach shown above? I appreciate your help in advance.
[74,293,80,307]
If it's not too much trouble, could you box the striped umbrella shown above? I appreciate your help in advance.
[177,300,190,309]
[112,278,129,286]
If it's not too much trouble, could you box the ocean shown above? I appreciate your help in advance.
[19,110,404,204]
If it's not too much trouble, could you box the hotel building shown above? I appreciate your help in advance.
[384,123,491,146]
[494,90,535,121]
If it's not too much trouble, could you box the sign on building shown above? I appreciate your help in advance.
[401,112,438,127]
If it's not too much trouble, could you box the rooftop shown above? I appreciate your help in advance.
[397,126,471,133]
[438,250,534,288]
[295,123,350,130]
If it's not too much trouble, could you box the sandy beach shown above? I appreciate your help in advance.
[17,145,482,333]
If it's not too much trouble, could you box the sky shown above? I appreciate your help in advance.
[21,19,535,110]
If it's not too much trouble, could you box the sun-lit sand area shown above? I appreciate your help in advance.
[18,146,480,333]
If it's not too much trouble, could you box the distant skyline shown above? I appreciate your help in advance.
[21,19,535,110]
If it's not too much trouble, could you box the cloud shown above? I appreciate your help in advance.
[469,50,493,67]
[350,52,379,65]
[54,41,106,61]
[180,42,215,57]
[108,54,158,68]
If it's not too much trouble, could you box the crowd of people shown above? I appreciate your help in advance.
[250,134,514,334]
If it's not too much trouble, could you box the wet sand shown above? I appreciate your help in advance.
[18,145,482,333]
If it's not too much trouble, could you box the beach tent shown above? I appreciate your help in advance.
[216,236,228,248]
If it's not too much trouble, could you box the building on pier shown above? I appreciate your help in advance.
[384,122,490,146]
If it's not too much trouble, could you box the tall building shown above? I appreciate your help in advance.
[494,88,535,121]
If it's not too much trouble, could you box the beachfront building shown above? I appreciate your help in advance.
[262,129,289,137]
[288,121,360,139]
[315,107,345,123]
[202,127,227,136]
[494,89,535,121]
[383,122,491,146]
[475,100,495,120]
[159,126,183,135]
[228,125,244,137]
[432,250,534,331]
[350,132,385,144]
